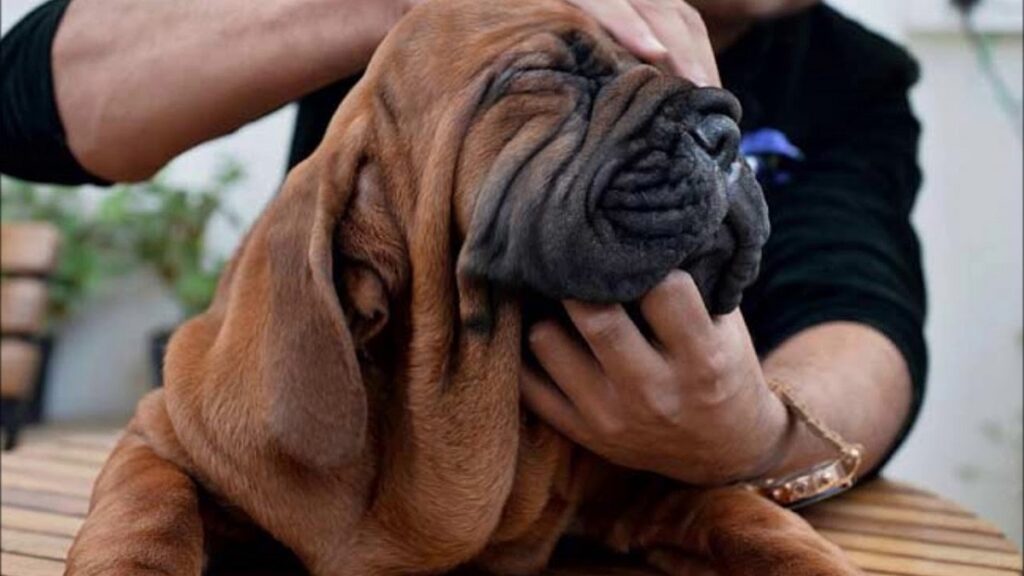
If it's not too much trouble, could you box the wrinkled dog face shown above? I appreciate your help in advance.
[459,29,763,307]
[371,0,768,313]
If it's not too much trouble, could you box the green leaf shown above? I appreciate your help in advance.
[1,160,246,324]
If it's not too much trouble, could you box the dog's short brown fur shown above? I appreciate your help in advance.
[66,1,863,574]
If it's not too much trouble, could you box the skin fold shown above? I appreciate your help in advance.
[66,2,864,575]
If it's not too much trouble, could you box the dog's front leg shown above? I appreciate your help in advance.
[624,488,863,576]
[66,430,205,576]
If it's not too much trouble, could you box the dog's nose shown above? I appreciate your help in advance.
[689,87,742,122]
[686,88,742,168]
[692,114,740,168]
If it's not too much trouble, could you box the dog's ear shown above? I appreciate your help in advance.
[166,107,402,471]
[255,118,383,469]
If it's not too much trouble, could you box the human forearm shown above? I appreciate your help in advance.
[53,0,406,181]
[760,321,914,480]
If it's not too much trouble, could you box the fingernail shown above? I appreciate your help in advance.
[690,73,716,88]
[639,34,668,56]
[666,269,689,282]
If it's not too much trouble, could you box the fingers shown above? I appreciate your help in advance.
[563,300,666,383]
[640,270,715,356]
[631,0,720,86]
[565,0,721,87]
[520,364,591,442]
[528,320,614,420]
[564,0,668,61]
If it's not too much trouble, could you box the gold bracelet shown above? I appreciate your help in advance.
[742,379,864,509]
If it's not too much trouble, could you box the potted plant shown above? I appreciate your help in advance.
[1,160,245,390]
[93,161,244,385]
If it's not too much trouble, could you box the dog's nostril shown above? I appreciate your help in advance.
[689,88,743,123]
[692,115,740,167]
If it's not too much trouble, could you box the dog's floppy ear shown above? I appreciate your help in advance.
[165,106,398,471]
[253,118,378,469]
[261,183,363,468]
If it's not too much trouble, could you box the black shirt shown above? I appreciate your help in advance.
[1,1,927,468]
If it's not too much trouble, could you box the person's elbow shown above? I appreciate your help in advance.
[52,17,169,182]
[64,123,170,183]
[52,76,170,183]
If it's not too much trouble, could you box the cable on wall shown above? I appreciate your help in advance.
[953,0,1024,143]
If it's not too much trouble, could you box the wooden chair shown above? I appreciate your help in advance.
[0,426,1021,576]
[1,222,60,451]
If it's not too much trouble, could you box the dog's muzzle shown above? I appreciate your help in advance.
[460,71,767,311]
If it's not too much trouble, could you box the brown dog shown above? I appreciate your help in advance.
[66,1,863,574]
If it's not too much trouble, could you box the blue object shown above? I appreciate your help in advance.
[740,128,804,186]
[740,128,804,160]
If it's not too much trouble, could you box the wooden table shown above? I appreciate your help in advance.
[1,427,1021,576]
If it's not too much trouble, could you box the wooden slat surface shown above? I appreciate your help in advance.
[0,279,48,336]
[1,428,1020,576]
[0,223,60,276]
[0,341,41,400]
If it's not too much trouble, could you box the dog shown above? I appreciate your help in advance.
[66,1,863,574]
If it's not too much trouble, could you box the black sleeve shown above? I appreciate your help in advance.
[1,0,109,185]
[741,43,927,473]
[288,76,360,170]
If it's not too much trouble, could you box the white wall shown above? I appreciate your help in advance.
[3,0,1023,546]
[831,0,1024,547]
[906,37,1023,545]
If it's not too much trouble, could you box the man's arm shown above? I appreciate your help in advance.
[55,0,730,181]
[52,0,408,182]
[760,322,912,478]
[6,0,715,184]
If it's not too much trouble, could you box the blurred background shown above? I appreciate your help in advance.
[2,0,1022,546]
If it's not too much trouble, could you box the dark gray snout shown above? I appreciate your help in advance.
[459,73,769,315]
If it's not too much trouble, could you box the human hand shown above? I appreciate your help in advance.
[521,271,789,485]
[561,0,720,86]
[686,0,818,21]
